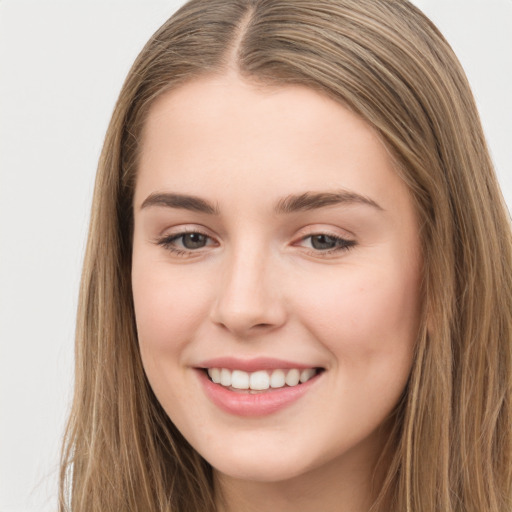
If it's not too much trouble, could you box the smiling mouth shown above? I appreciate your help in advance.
[204,367,324,393]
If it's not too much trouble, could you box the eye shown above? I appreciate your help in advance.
[299,233,356,255]
[177,232,209,249]
[155,230,216,256]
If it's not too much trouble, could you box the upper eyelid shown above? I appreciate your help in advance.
[165,221,353,234]
[293,223,356,239]
[156,225,356,241]
[158,223,213,235]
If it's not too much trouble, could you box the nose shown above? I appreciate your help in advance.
[209,244,287,338]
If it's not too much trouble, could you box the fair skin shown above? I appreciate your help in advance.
[131,73,422,512]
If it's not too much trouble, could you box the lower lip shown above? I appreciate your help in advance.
[197,370,321,417]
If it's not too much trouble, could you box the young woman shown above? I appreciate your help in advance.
[59,1,512,510]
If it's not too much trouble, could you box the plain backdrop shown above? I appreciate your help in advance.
[0,1,510,511]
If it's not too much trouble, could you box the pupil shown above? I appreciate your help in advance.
[311,234,336,250]
[183,233,206,249]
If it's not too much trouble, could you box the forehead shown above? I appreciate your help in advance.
[135,73,410,215]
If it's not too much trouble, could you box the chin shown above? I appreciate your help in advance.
[213,459,310,483]
[202,442,324,484]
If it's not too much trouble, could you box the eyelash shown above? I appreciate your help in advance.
[155,230,357,258]
[155,229,214,257]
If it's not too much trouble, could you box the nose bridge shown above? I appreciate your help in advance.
[210,236,286,336]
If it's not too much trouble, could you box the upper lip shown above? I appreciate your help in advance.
[196,357,322,373]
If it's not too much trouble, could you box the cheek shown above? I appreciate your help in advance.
[131,259,212,362]
[298,262,420,433]
[293,260,421,369]
[131,261,215,420]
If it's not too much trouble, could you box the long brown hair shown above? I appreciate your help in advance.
[59,1,512,510]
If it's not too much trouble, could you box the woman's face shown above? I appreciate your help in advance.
[132,74,422,484]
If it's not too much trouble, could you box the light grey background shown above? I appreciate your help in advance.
[0,1,510,511]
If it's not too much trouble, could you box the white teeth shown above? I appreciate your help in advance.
[207,367,318,390]
[220,368,232,387]
[209,368,221,383]
[285,369,300,386]
[270,369,286,388]
[250,370,270,390]
[231,370,250,389]
[300,368,316,383]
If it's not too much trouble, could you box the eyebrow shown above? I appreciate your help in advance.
[140,190,383,215]
[140,192,220,215]
[274,191,383,214]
